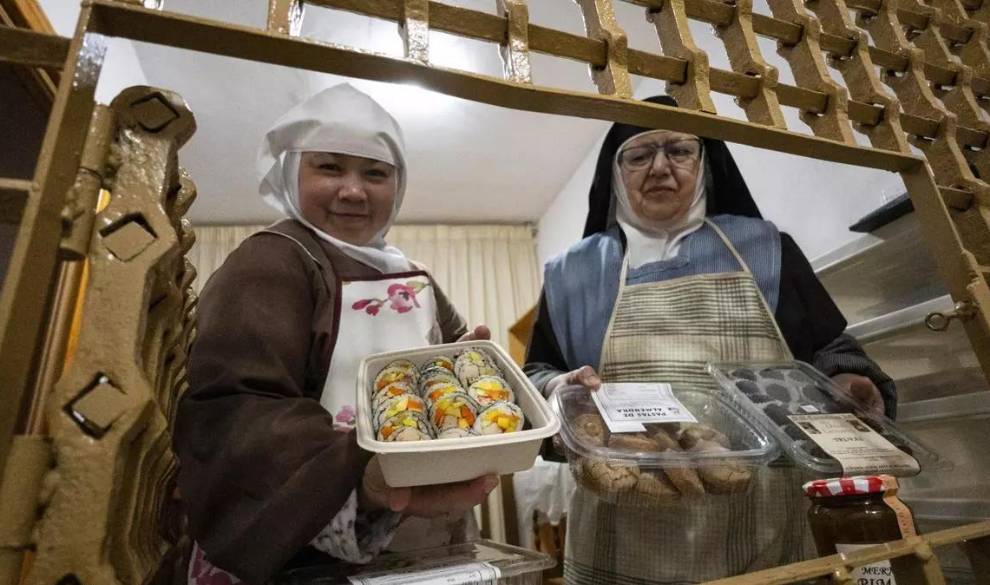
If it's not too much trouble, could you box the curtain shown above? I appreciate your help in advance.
[188,223,542,349]
[387,224,541,349]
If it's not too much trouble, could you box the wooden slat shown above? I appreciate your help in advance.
[92,0,922,172]
[0,26,69,68]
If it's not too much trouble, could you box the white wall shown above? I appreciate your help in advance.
[38,0,149,104]
[536,77,905,268]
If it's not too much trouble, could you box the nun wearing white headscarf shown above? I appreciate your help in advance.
[174,84,495,585]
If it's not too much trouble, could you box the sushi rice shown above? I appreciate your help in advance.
[429,391,480,432]
[373,366,416,391]
[377,412,433,442]
[454,349,500,386]
[374,394,428,427]
[473,401,525,435]
[467,376,514,408]
[371,380,415,410]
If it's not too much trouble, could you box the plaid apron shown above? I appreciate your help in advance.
[565,220,813,585]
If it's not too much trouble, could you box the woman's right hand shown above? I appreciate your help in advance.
[360,456,498,517]
[545,365,602,396]
[544,366,601,457]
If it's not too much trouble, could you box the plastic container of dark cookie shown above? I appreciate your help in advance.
[708,360,940,477]
[553,384,779,506]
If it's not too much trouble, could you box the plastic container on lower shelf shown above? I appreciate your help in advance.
[272,540,555,585]
[553,383,779,506]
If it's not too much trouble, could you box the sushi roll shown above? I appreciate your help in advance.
[423,380,464,406]
[467,376,515,408]
[454,348,500,386]
[429,391,479,432]
[473,401,525,435]
[371,380,414,410]
[421,355,455,373]
[418,369,461,396]
[373,366,416,392]
[383,359,419,382]
[377,412,433,442]
[436,427,478,440]
[374,394,428,427]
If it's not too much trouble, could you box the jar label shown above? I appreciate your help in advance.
[835,543,898,585]
[788,413,920,475]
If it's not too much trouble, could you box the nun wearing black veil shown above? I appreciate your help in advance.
[523,96,897,584]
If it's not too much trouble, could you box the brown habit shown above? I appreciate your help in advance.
[173,220,467,583]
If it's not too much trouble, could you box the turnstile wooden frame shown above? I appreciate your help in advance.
[2,0,990,583]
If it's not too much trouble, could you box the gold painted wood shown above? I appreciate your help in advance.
[645,0,716,112]
[401,0,429,63]
[575,0,633,97]
[806,0,910,151]
[766,0,856,143]
[0,436,50,585]
[266,0,304,35]
[312,0,989,142]
[495,0,532,84]
[854,0,989,202]
[0,5,104,480]
[702,520,990,584]
[27,85,196,585]
[60,106,115,260]
[91,0,919,169]
[0,26,69,68]
[714,0,786,127]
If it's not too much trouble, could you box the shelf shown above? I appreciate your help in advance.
[846,295,952,343]
[812,214,946,325]
[898,391,990,423]
[855,303,981,386]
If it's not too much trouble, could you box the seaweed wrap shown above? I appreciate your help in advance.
[421,355,455,373]
[436,427,478,440]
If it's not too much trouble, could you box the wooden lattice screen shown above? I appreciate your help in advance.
[2,0,990,584]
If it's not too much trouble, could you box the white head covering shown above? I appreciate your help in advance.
[612,130,708,268]
[257,83,411,273]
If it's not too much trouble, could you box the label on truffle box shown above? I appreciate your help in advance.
[788,413,920,475]
[592,383,698,433]
[348,561,501,584]
[835,543,898,585]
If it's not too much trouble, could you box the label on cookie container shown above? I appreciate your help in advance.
[592,383,698,433]
[788,413,920,475]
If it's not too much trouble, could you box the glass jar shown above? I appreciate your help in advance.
[803,476,917,584]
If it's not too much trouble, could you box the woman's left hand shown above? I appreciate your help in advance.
[457,325,491,342]
[831,373,885,416]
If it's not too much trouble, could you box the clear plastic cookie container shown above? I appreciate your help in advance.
[357,340,560,487]
[553,384,779,506]
[708,360,940,477]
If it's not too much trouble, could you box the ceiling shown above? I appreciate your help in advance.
[121,0,677,225]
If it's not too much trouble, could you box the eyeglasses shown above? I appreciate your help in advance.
[618,139,702,171]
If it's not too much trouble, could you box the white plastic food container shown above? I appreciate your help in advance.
[357,340,560,487]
